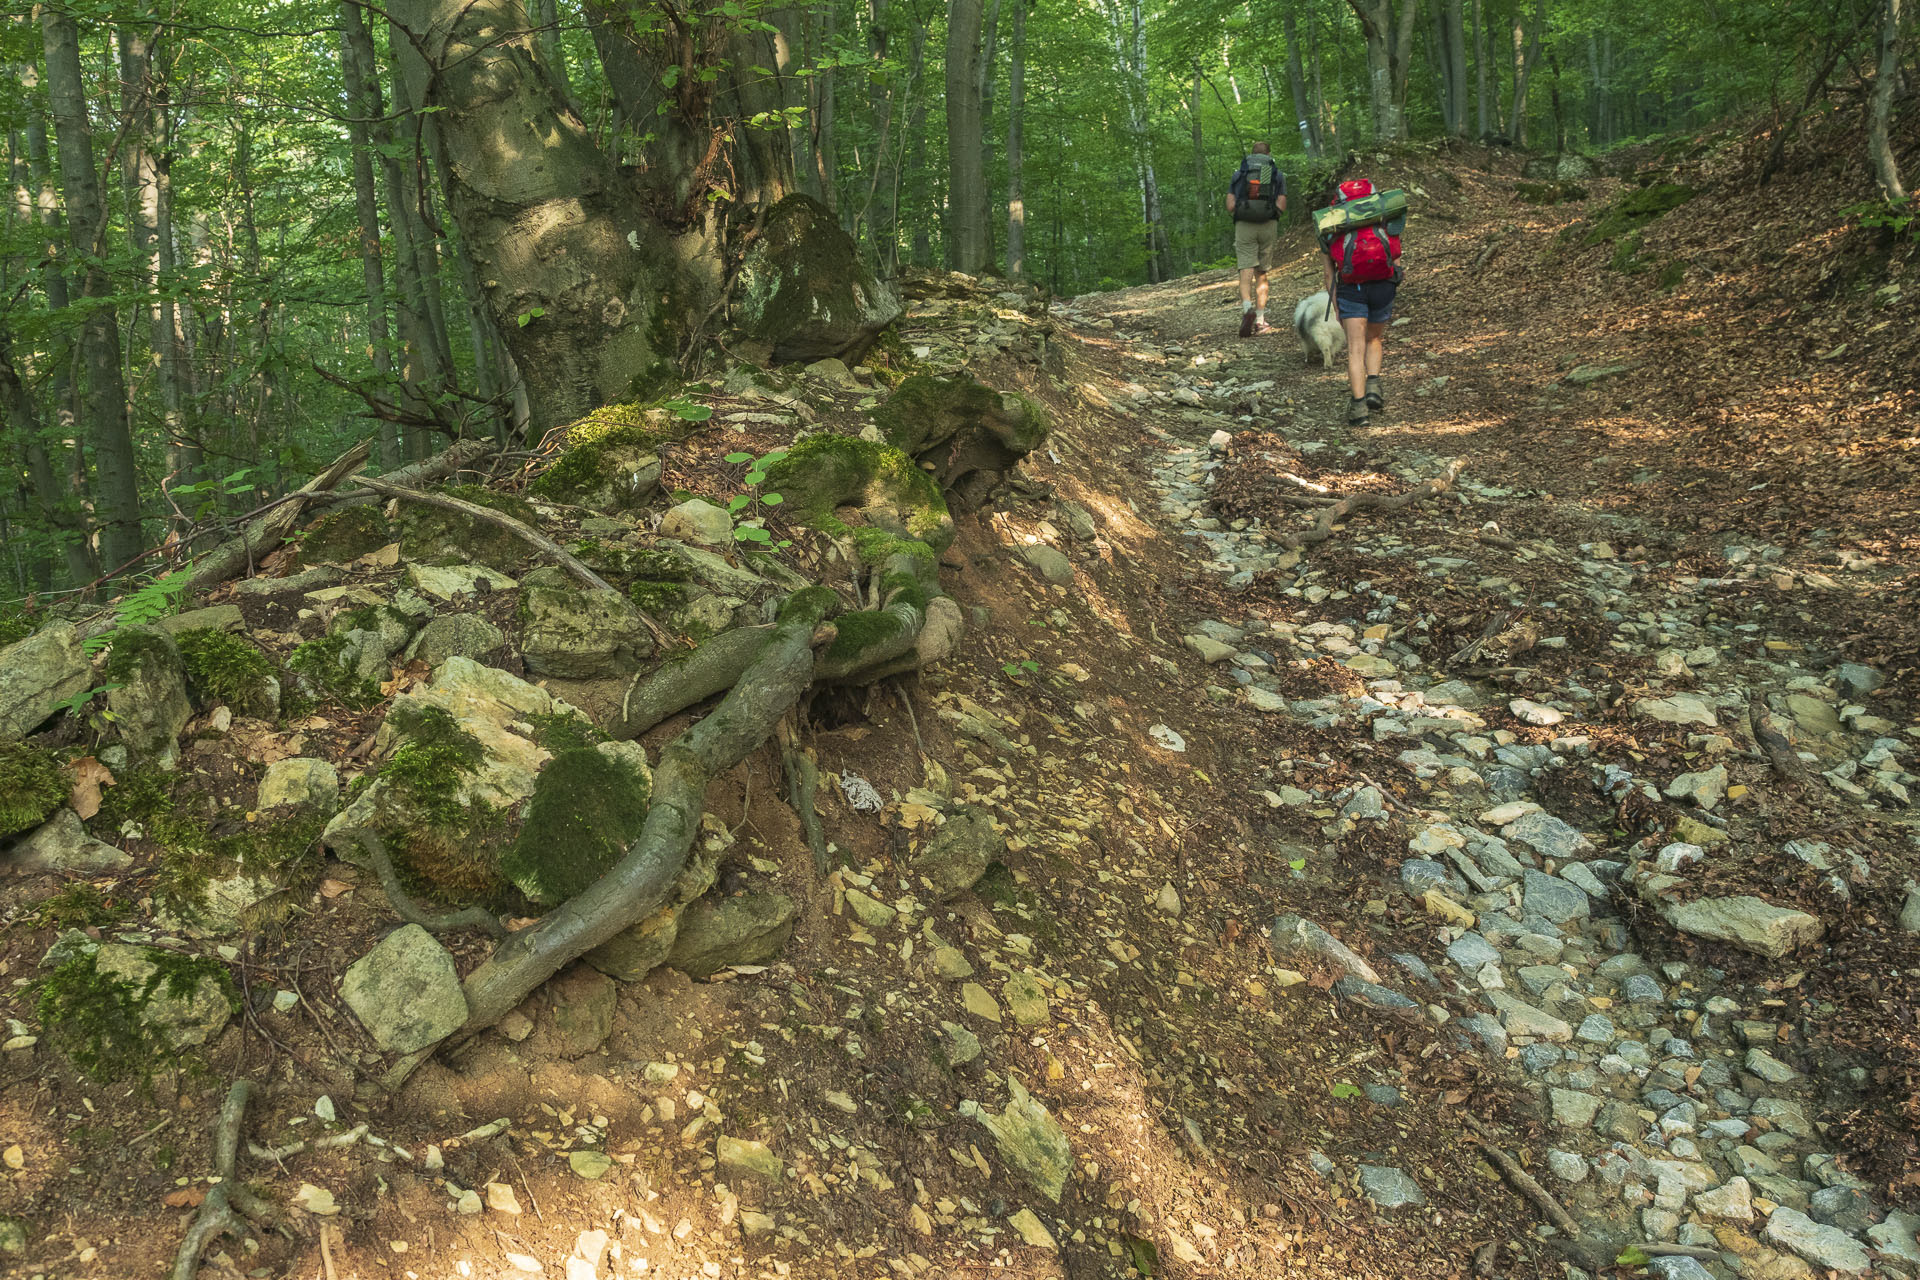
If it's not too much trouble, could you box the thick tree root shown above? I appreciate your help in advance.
[429,587,839,1054]
[778,718,829,874]
[615,626,774,738]
[349,828,507,938]
[1281,459,1468,550]
[1470,1132,1581,1240]
[171,1080,271,1280]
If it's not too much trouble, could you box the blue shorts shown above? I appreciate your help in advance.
[1336,280,1397,324]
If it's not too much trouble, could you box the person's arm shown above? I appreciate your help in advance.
[1322,250,1335,294]
[1225,160,1245,214]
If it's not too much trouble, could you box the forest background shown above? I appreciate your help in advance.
[0,0,1910,600]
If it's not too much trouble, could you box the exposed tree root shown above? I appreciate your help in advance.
[615,626,775,738]
[1469,1130,1582,1241]
[1281,459,1468,549]
[778,718,829,874]
[349,828,507,938]
[171,1080,280,1280]
[1748,694,1811,790]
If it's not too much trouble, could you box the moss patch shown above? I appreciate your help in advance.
[101,627,178,685]
[93,769,323,914]
[299,506,393,565]
[36,948,235,1083]
[371,706,505,902]
[533,405,671,506]
[761,432,953,551]
[1515,180,1588,205]
[498,748,651,905]
[175,628,276,715]
[0,743,67,838]
[397,485,540,570]
[288,633,383,709]
[1583,183,1696,245]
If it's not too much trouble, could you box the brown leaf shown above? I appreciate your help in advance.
[66,756,116,820]
[163,1187,206,1209]
[318,879,354,900]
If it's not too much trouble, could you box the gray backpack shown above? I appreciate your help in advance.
[1234,156,1282,222]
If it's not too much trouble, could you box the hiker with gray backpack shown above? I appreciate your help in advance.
[1315,178,1408,426]
[1227,143,1287,337]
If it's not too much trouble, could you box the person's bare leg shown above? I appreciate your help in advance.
[1342,316,1369,400]
[1255,271,1269,313]
[1366,322,1387,376]
[1239,267,1255,306]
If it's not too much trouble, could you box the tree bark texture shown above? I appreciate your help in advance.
[40,2,144,572]
[976,0,1002,267]
[338,0,400,467]
[1006,0,1028,278]
[944,0,988,273]
[1474,0,1490,137]
[1444,0,1470,136]
[1868,0,1908,201]
[1508,0,1545,144]
[1283,9,1321,156]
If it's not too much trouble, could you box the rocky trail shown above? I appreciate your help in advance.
[1,132,1918,1280]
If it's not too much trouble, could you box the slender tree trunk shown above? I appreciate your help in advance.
[1868,0,1907,201]
[1445,0,1469,136]
[944,0,988,273]
[1392,0,1422,133]
[977,0,1002,269]
[1474,0,1490,136]
[1284,9,1321,155]
[1508,0,1545,144]
[41,2,144,572]
[529,0,577,108]
[864,0,900,262]
[906,16,932,268]
[1311,12,1333,152]
[339,0,400,467]
[812,0,838,212]
[1191,62,1207,260]
[1006,0,1028,279]
[384,20,456,457]
[1346,0,1414,140]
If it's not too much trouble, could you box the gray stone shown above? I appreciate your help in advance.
[733,194,901,363]
[910,804,1004,898]
[1184,634,1236,663]
[1623,973,1666,1003]
[1559,861,1608,899]
[1488,991,1572,1041]
[1505,811,1593,860]
[1664,764,1728,809]
[1546,1150,1588,1183]
[1808,1184,1875,1233]
[154,604,245,637]
[519,579,652,678]
[1832,663,1883,698]
[1647,1258,1713,1280]
[1270,914,1379,983]
[1635,694,1718,728]
[1550,1088,1602,1127]
[0,623,91,740]
[340,924,469,1054]
[1900,881,1920,934]
[1424,679,1488,708]
[406,614,506,667]
[716,1135,785,1181]
[405,562,518,602]
[1576,1014,1616,1044]
[1447,933,1501,970]
[5,809,132,874]
[257,757,339,812]
[1691,1176,1754,1221]
[1867,1210,1920,1264]
[585,905,680,982]
[940,1020,982,1068]
[1763,1206,1871,1273]
[1656,894,1824,958]
[236,565,342,595]
[668,892,797,979]
[659,498,734,546]
[1522,869,1591,923]
[1358,1165,1425,1208]
[961,1077,1071,1202]
[1593,1100,1644,1142]
[1744,1047,1799,1084]
[1332,976,1418,1010]
[1786,693,1843,737]
[543,965,618,1057]
[1750,1097,1813,1137]
[1018,544,1074,585]
[93,942,232,1048]
[103,628,192,764]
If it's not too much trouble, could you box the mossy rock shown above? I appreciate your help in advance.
[1515,181,1587,205]
[1583,183,1697,245]
[0,742,67,839]
[397,485,540,571]
[175,628,279,719]
[872,374,1050,512]
[1608,231,1650,274]
[288,632,385,709]
[499,743,651,906]
[519,570,655,678]
[102,628,192,764]
[363,706,506,902]
[300,506,394,565]
[532,404,667,512]
[734,195,903,364]
[667,891,797,979]
[37,943,235,1081]
[760,432,954,552]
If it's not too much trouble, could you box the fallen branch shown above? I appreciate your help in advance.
[249,1123,370,1164]
[1471,1136,1581,1241]
[349,829,506,938]
[171,1080,270,1280]
[353,475,671,648]
[1281,459,1468,549]
[1747,695,1810,790]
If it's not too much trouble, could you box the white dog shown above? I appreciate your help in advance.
[1293,291,1346,369]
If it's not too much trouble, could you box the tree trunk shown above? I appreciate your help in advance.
[1311,12,1333,152]
[1284,9,1321,155]
[41,1,144,572]
[862,0,900,262]
[339,0,401,468]
[1508,0,1544,144]
[1868,0,1907,201]
[1346,0,1415,140]
[1445,0,1470,137]
[388,0,713,432]
[529,0,577,109]
[906,16,933,268]
[811,0,838,212]
[1191,63,1206,259]
[1391,0,1422,132]
[976,0,1002,269]
[1474,0,1490,137]
[1006,0,1028,279]
[944,0,988,273]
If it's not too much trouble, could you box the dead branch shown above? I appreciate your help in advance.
[182,440,371,595]
[349,828,507,938]
[1747,695,1810,790]
[352,475,672,648]
[171,1080,268,1280]
[1472,1136,1581,1241]
[1282,459,1468,549]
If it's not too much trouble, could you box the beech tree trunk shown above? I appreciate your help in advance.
[1346,0,1419,140]
[1444,0,1470,137]
[1508,0,1544,144]
[1475,0,1490,137]
[1284,9,1321,156]
[945,0,988,273]
[338,0,400,467]
[390,0,715,432]
[1868,0,1907,201]
[906,17,933,268]
[976,0,1002,268]
[41,2,144,571]
[1006,0,1028,279]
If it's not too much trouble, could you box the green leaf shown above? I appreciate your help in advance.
[1615,1246,1652,1266]
[723,451,753,464]
[1289,857,1307,871]
[672,403,712,422]
[1329,1082,1362,1099]
[760,492,783,505]
[744,470,766,486]
[726,495,750,513]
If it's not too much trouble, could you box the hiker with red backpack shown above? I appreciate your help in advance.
[1316,178,1408,426]
[1227,142,1287,337]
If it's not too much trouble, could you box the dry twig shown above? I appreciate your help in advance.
[1281,459,1468,549]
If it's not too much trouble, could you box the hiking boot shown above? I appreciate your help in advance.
[1365,375,1385,410]
[1238,310,1256,338]
[1251,318,1275,335]
[1347,396,1371,427]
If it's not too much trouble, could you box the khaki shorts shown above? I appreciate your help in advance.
[1234,218,1278,272]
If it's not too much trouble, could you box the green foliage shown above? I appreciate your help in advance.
[1842,196,1918,242]
[761,432,952,550]
[288,633,383,709]
[0,607,36,648]
[498,748,651,905]
[34,884,127,931]
[0,743,68,838]
[86,572,191,657]
[1328,1081,1363,1099]
[721,447,791,545]
[36,949,236,1083]
[175,628,275,711]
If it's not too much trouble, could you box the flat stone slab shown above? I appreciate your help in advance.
[1358,1165,1425,1208]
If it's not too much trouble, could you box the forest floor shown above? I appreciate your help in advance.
[2,128,1918,1280]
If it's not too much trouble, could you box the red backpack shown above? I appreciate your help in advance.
[1330,179,1402,284]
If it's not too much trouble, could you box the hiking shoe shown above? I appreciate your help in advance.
[1238,310,1256,338]
[1365,376,1385,410]
[1347,396,1371,427]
